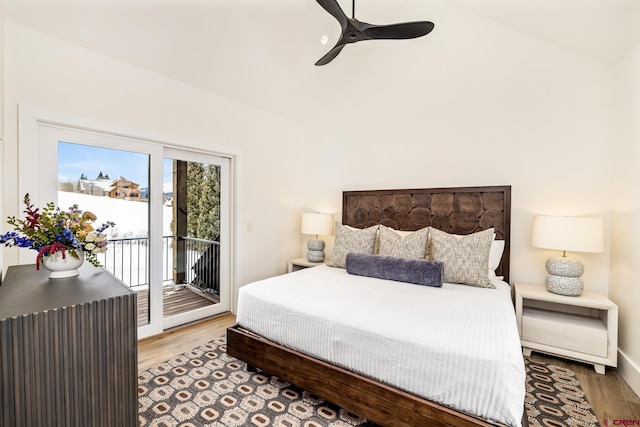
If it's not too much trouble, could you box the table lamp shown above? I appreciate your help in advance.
[531,216,603,296]
[301,213,334,262]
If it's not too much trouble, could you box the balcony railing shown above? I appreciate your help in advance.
[98,236,219,295]
[182,236,220,296]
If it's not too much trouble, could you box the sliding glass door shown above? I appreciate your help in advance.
[161,148,231,329]
[35,124,231,338]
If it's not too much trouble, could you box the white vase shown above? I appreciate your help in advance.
[42,250,84,279]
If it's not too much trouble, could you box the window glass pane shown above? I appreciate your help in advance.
[58,141,151,325]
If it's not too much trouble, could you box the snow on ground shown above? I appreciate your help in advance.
[58,191,175,287]
[58,191,173,237]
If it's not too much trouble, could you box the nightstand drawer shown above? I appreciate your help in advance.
[522,307,608,357]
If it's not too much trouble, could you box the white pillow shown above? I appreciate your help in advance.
[488,240,505,279]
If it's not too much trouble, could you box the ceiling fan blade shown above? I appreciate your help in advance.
[363,21,434,40]
[315,0,348,29]
[315,44,346,66]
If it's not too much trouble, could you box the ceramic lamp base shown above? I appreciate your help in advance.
[545,256,584,278]
[545,256,584,296]
[307,239,325,262]
[546,275,583,296]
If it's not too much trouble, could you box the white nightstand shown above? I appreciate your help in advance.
[515,283,618,374]
[287,257,326,273]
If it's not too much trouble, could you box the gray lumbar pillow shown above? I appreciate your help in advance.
[346,253,444,288]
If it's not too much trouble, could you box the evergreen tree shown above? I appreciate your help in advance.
[186,162,204,237]
[185,162,221,241]
[196,164,221,241]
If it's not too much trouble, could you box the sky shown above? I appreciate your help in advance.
[57,141,173,188]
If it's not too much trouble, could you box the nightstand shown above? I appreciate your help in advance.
[515,283,618,374]
[288,257,326,273]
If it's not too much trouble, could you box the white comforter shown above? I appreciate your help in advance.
[236,265,525,426]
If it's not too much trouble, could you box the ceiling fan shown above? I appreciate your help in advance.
[315,0,435,66]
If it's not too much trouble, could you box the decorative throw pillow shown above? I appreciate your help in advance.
[378,225,429,259]
[429,232,505,280]
[346,253,444,288]
[429,227,495,288]
[328,223,378,268]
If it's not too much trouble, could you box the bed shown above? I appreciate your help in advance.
[227,186,526,427]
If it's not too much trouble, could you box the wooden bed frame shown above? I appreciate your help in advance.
[227,185,522,427]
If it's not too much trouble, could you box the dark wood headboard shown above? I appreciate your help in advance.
[342,185,511,283]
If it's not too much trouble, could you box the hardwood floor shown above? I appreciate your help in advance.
[138,314,640,424]
[137,312,236,371]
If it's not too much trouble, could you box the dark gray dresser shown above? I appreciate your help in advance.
[0,263,138,427]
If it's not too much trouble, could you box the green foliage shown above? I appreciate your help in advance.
[186,162,204,237]
[186,162,220,241]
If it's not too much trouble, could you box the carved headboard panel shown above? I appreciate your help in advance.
[342,186,511,283]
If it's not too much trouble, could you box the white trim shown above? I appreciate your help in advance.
[617,349,640,397]
[148,144,165,337]
[230,152,242,314]
[18,104,242,336]
[19,105,241,160]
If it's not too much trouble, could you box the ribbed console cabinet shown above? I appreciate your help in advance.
[0,264,137,427]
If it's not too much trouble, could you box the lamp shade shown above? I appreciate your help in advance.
[531,216,603,253]
[301,213,333,236]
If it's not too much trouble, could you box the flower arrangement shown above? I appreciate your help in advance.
[0,194,114,269]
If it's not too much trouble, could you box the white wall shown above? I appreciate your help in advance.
[2,22,306,286]
[0,0,4,282]
[303,4,615,295]
[610,40,640,396]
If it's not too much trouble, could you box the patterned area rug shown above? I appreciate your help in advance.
[524,358,598,427]
[138,336,598,427]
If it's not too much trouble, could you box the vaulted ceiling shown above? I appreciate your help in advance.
[6,0,640,122]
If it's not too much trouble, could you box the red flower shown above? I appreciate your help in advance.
[22,194,41,228]
[36,242,67,270]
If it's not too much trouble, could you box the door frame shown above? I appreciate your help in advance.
[17,105,241,338]
[161,148,232,330]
